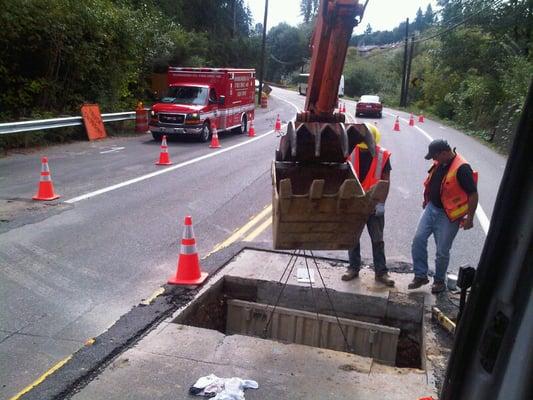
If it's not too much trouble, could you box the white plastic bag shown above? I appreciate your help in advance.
[189,374,258,399]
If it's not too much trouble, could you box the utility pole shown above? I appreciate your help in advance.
[257,0,269,105]
[399,18,409,107]
[232,0,236,38]
[404,34,415,106]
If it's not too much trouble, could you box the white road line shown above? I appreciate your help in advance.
[99,147,125,154]
[345,109,355,123]
[67,94,299,204]
[66,129,278,204]
[270,93,301,115]
[414,125,434,142]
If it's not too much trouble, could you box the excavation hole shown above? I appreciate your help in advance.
[173,276,423,369]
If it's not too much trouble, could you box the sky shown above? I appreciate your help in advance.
[246,0,439,34]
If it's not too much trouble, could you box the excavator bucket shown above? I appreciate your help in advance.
[272,121,388,250]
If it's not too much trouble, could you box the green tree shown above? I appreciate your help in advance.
[424,4,435,26]
[414,7,424,31]
[300,0,319,23]
[266,23,310,82]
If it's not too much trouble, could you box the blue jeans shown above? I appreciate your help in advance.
[411,202,460,282]
[348,214,388,275]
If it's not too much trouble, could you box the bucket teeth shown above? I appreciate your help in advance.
[278,122,375,162]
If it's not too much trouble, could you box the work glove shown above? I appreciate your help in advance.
[375,202,385,217]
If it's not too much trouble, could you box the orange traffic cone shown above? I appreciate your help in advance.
[342,103,346,113]
[418,114,425,123]
[409,113,415,126]
[155,135,172,165]
[393,116,400,131]
[168,216,208,285]
[248,118,256,137]
[33,157,60,201]
[209,122,221,148]
[274,114,282,137]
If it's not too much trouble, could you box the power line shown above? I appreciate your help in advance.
[413,0,505,44]
[358,0,505,49]
[269,53,303,66]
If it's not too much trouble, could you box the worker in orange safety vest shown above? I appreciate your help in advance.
[342,123,395,287]
[409,139,479,294]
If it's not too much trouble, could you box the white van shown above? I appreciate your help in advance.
[298,73,344,97]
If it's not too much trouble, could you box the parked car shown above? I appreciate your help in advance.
[356,95,383,118]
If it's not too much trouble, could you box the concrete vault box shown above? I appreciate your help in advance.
[226,299,399,364]
[172,249,425,369]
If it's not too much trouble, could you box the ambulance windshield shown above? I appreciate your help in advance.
[162,86,208,105]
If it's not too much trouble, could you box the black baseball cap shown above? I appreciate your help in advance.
[425,139,451,160]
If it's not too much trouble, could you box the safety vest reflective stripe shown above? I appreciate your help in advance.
[350,145,390,191]
[449,204,468,219]
[374,148,384,180]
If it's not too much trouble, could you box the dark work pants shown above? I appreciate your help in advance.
[348,214,388,275]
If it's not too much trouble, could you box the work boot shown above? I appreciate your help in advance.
[408,276,430,289]
[431,280,446,294]
[375,273,395,287]
[341,268,359,281]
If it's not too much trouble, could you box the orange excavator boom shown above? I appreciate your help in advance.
[302,0,366,121]
[272,0,384,250]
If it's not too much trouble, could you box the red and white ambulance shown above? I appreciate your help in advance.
[149,67,256,142]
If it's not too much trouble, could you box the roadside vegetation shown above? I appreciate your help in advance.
[1,0,531,154]
[298,0,533,154]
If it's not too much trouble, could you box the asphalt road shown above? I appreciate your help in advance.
[0,87,507,398]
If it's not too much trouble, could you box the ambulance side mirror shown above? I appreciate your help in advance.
[218,95,225,105]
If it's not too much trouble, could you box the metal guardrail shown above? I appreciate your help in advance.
[0,112,136,135]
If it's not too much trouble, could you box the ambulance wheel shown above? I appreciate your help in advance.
[199,122,211,142]
[152,133,162,141]
[237,115,247,134]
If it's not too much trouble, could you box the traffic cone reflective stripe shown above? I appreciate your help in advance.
[248,119,255,137]
[156,135,172,165]
[33,157,60,201]
[393,116,400,131]
[209,123,221,148]
[409,113,415,126]
[180,242,197,254]
[168,216,208,285]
